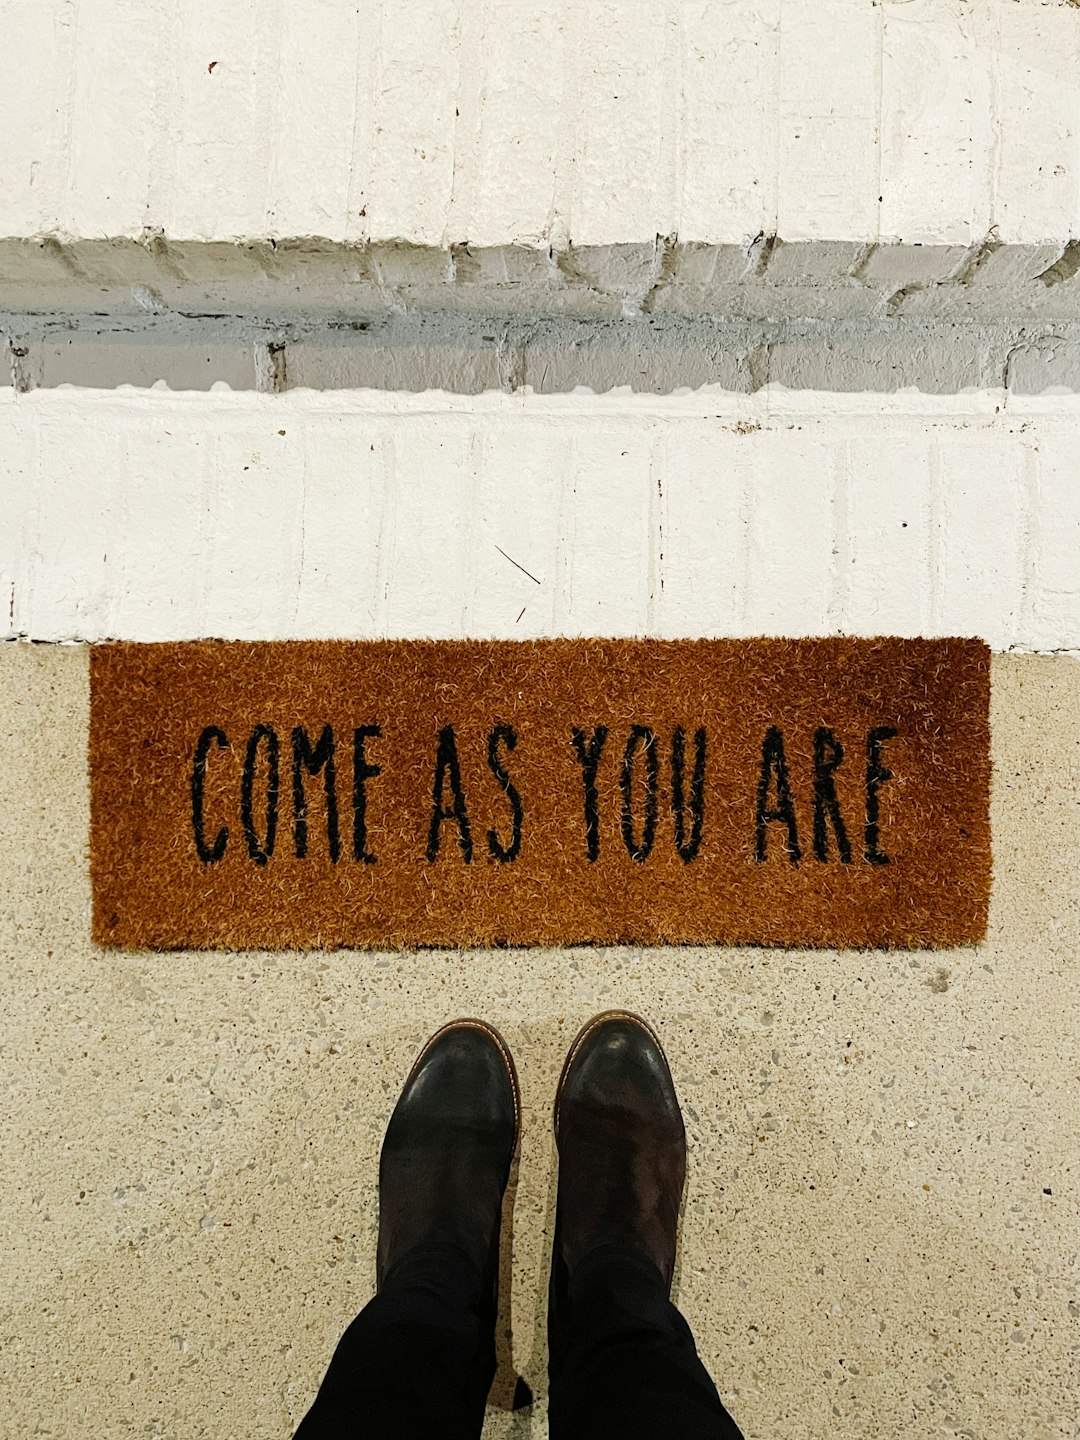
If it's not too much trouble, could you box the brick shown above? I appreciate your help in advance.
[283,333,504,395]
[382,417,473,638]
[777,2,880,241]
[659,422,749,637]
[461,0,562,248]
[107,421,214,641]
[845,435,933,636]
[29,414,122,641]
[778,115,880,244]
[266,0,366,241]
[880,2,988,246]
[571,4,672,246]
[367,4,460,245]
[935,437,1027,648]
[679,0,781,245]
[556,425,653,636]
[1027,429,1080,650]
[33,334,259,392]
[61,0,160,237]
[992,7,1080,244]
[468,422,563,637]
[0,0,62,235]
[290,418,391,639]
[203,421,305,641]
[1007,340,1080,397]
[162,0,275,239]
[744,430,834,633]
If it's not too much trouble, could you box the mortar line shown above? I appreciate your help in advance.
[262,0,287,235]
[441,0,471,250]
[551,435,575,634]
[372,427,397,639]
[460,428,484,635]
[58,0,84,233]
[874,0,885,245]
[291,428,309,638]
[826,440,850,633]
[146,1,178,232]
[737,441,755,633]
[646,426,666,632]
[344,4,374,244]
[548,0,583,249]
[927,439,944,635]
[1016,431,1040,649]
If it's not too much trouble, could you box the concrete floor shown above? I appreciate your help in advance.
[1,642,1076,1439]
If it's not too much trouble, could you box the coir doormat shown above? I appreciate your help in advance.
[90,638,990,950]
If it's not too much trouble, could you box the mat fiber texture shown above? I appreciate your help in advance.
[89,638,991,950]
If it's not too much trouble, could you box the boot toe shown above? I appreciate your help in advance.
[556,1011,683,1141]
[398,1021,520,1145]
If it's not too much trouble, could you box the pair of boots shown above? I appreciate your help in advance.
[294,1011,744,1439]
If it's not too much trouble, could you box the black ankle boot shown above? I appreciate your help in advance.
[552,1010,686,1293]
[377,1019,520,1308]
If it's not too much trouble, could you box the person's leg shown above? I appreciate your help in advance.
[548,1244,743,1439]
[294,1019,519,1440]
[294,1243,494,1440]
[547,1012,744,1440]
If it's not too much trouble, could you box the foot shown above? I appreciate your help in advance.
[377,1019,520,1295]
[553,1011,686,1286]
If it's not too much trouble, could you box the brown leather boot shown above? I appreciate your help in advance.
[552,1010,686,1288]
[376,1018,520,1300]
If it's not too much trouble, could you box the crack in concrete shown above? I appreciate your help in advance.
[641,233,679,315]
[743,231,778,280]
[847,242,880,285]
[949,234,1003,288]
[1036,240,1080,288]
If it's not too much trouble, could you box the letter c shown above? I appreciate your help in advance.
[191,726,229,863]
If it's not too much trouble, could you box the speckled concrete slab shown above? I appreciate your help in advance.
[1,642,1076,1440]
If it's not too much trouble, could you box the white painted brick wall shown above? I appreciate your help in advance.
[3,389,1077,651]
[2,0,1078,248]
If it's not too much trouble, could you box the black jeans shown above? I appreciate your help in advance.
[294,1241,744,1439]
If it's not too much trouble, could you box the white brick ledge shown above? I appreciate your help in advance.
[3,388,1077,653]
[4,238,1080,396]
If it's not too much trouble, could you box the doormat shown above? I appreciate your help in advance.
[90,637,991,951]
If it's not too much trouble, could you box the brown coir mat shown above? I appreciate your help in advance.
[89,637,991,950]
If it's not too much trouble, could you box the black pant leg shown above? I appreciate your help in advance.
[293,1243,496,1440]
[547,1245,745,1440]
